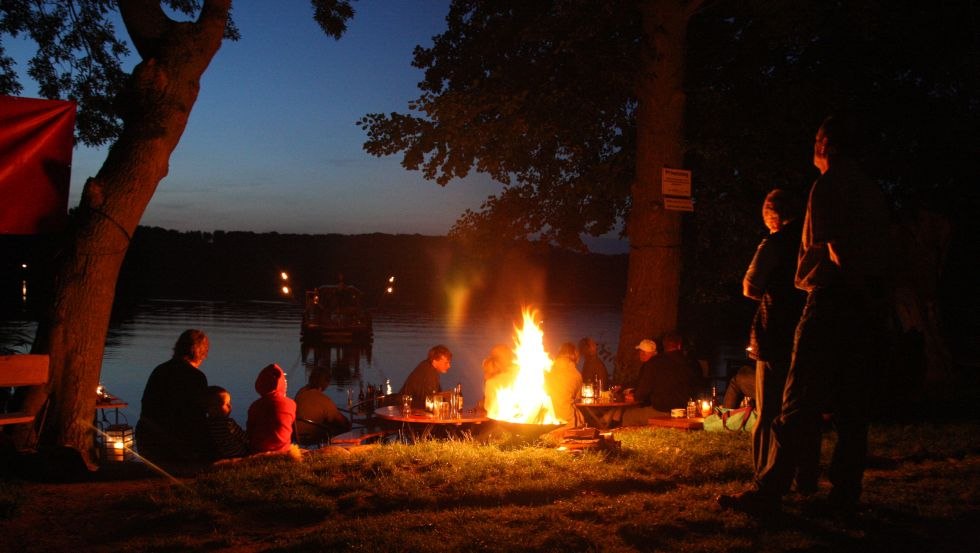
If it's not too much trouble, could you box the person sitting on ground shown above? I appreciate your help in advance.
[294,366,351,445]
[136,328,211,464]
[400,345,452,410]
[246,363,296,454]
[722,364,756,409]
[204,385,249,460]
[544,342,583,427]
[621,333,703,426]
[578,337,610,392]
[480,344,517,416]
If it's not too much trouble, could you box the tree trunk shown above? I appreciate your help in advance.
[616,0,695,384]
[20,1,230,468]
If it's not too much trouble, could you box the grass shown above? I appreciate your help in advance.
[5,419,974,552]
[1,417,978,552]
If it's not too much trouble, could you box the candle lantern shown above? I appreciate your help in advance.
[580,383,595,403]
[101,423,134,463]
[700,399,713,418]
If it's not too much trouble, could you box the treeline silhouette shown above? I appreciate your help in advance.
[110,227,628,309]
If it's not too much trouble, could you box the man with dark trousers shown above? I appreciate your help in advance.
[741,188,810,488]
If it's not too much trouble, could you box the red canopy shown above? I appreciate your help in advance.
[0,95,76,234]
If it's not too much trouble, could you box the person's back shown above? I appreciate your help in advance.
[136,329,210,462]
[246,363,296,454]
[646,349,700,412]
[295,387,350,445]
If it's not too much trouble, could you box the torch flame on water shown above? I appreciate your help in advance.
[485,308,562,425]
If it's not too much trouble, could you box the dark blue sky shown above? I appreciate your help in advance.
[12,2,626,253]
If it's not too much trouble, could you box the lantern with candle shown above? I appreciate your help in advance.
[580,383,595,404]
[700,399,713,418]
[101,424,134,463]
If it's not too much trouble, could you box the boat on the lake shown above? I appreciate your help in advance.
[301,283,373,343]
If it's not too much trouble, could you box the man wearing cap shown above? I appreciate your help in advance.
[620,333,702,426]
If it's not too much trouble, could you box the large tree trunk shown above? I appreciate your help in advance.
[20,0,230,469]
[616,0,697,384]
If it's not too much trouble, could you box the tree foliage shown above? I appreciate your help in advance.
[359,0,641,251]
[360,0,978,314]
[1,0,355,463]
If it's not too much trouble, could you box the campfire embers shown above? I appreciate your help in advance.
[484,308,567,426]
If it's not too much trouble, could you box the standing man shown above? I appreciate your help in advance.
[721,115,892,514]
[400,344,452,410]
[742,189,808,485]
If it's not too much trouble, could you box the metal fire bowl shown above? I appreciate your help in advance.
[487,419,565,444]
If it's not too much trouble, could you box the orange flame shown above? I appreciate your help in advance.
[485,308,563,424]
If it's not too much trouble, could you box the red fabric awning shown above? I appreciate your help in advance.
[0,95,76,234]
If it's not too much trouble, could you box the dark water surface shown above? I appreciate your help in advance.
[83,300,623,427]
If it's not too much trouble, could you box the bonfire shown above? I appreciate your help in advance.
[484,308,564,425]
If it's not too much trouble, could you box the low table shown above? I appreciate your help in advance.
[573,399,637,430]
[374,405,489,441]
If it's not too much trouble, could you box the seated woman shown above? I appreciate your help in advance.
[294,366,351,445]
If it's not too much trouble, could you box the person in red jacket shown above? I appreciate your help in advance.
[246,363,296,453]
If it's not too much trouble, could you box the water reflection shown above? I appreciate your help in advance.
[2,301,624,427]
[300,340,374,388]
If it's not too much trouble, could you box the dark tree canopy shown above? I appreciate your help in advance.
[360,0,641,250]
[361,0,978,309]
[0,0,360,146]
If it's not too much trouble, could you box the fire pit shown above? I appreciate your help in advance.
[486,419,565,444]
[481,308,574,444]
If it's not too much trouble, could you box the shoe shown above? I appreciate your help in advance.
[717,489,780,515]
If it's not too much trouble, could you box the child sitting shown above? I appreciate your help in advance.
[246,363,297,454]
[205,385,248,460]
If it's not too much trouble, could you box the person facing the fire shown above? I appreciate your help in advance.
[136,328,211,464]
[545,342,583,427]
[480,344,517,415]
[620,333,702,426]
[400,344,452,410]
[578,337,609,392]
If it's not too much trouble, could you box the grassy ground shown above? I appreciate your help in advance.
[2,418,978,553]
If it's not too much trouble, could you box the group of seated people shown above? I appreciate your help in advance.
[136,327,720,465]
[135,329,351,466]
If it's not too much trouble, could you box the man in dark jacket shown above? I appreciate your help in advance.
[400,344,452,410]
[622,333,701,426]
[136,329,210,463]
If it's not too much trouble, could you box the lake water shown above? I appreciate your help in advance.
[11,300,624,427]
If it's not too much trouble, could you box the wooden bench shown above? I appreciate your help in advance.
[329,427,393,446]
[1,354,50,448]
